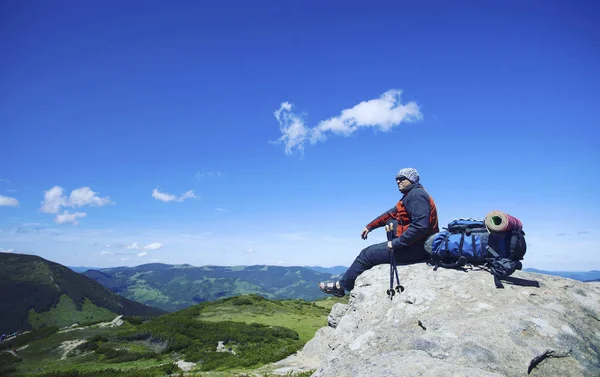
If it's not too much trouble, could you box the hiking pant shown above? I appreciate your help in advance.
[339,241,428,292]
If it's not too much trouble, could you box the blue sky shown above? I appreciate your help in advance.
[1,0,598,271]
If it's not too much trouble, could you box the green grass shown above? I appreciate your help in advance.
[191,295,347,343]
[28,295,117,330]
[6,294,345,377]
[125,284,171,305]
[8,322,171,376]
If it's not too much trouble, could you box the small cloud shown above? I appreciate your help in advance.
[120,257,130,261]
[577,231,590,235]
[272,90,422,155]
[41,186,66,214]
[0,178,12,184]
[196,171,223,179]
[215,208,228,212]
[0,248,14,253]
[55,211,87,225]
[124,242,163,251]
[144,242,163,250]
[100,251,113,256]
[152,188,197,203]
[556,233,568,236]
[40,186,110,224]
[69,187,111,208]
[126,242,142,250]
[49,232,61,236]
[0,195,19,206]
[137,252,148,257]
[150,258,161,262]
[244,248,255,254]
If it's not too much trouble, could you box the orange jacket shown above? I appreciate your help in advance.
[366,183,439,249]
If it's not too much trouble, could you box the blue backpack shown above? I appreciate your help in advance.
[424,218,527,288]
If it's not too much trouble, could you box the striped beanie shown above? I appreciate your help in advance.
[396,168,420,184]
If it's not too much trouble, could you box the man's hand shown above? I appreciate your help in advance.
[361,228,370,240]
[387,241,393,250]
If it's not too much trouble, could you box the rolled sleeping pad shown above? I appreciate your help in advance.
[485,210,522,232]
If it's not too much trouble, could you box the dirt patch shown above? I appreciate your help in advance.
[58,339,86,360]
[176,360,196,371]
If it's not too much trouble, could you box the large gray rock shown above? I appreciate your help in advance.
[272,264,600,377]
[328,303,349,328]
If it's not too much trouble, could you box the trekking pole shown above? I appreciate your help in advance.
[386,222,404,299]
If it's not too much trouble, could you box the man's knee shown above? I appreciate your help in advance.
[358,243,387,265]
[357,245,375,262]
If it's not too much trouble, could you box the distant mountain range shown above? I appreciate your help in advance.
[523,268,600,282]
[304,265,348,275]
[0,253,165,334]
[68,266,102,273]
[70,265,348,275]
[83,263,339,311]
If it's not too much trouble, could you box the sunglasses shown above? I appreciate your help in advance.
[396,176,408,183]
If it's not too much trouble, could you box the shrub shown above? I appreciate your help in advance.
[123,316,146,325]
[231,297,253,306]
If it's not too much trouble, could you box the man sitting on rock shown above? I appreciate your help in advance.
[319,168,439,297]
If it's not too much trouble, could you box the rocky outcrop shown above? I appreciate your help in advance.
[97,315,124,328]
[272,264,600,376]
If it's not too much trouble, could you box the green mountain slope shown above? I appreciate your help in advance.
[0,253,166,334]
[3,294,345,377]
[83,263,339,311]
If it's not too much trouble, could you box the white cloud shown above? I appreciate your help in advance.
[152,188,197,203]
[100,251,113,256]
[273,89,423,154]
[0,248,14,253]
[124,242,163,251]
[273,102,309,154]
[69,187,111,207]
[0,195,19,206]
[137,252,148,257]
[55,211,87,225]
[144,242,163,250]
[244,248,255,253]
[179,190,196,201]
[40,186,110,224]
[41,187,67,213]
[215,208,228,212]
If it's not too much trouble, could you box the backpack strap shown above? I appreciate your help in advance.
[486,245,500,258]
[458,232,465,256]
[436,255,468,269]
[493,274,504,289]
